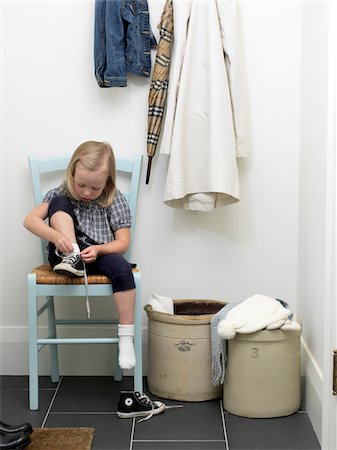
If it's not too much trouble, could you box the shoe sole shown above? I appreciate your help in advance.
[53,264,84,277]
[18,440,31,450]
[4,438,31,449]
[116,403,165,419]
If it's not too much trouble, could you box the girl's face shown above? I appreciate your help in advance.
[73,162,108,202]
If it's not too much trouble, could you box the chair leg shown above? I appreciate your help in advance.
[28,274,39,410]
[47,296,60,383]
[133,273,143,393]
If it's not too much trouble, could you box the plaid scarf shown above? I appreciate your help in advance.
[146,0,173,184]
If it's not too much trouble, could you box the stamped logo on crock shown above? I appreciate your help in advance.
[174,340,195,352]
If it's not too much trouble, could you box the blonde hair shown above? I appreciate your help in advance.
[65,141,116,207]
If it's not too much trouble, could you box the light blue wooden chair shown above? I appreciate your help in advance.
[27,154,143,410]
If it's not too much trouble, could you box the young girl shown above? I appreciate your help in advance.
[23,141,136,370]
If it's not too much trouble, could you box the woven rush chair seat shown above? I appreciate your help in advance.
[31,264,138,285]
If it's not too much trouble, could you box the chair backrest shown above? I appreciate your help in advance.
[28,154,143,264]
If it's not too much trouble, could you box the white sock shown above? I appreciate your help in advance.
[71,243,80,254]
[60,243,80,256]
[118,324,136,370]
[55,243,80,258]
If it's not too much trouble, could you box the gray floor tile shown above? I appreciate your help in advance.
[134,400,225,441]
[0,375,57,389]
[0,388,55,428]
[44,413,133,450]
[0,376,322,450]
[51,376,133,412]
[133,441,227,449]
[225,412,320,450]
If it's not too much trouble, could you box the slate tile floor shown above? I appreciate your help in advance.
[0,376,320,450]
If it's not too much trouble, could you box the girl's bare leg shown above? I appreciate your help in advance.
[50,211,77,243]
[115,289,136,369]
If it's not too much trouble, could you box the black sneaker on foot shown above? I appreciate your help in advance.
[116,391,165,420]
[53,252,84,277]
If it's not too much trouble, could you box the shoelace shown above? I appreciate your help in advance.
[55,250,90,318]
[55,249,81,263]
[135,392,183,423]
[60,252,81,265]
[83,263,90,318]
[136,393,155,423]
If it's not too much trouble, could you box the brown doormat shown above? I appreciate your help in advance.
[28,428,95,450]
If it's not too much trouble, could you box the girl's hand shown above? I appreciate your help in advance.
[53,232,74,254]
[80,246,99,263]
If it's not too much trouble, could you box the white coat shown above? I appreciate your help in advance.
[159,0,250,212]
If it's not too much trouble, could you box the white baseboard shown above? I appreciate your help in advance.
[0,326,148,376]
[300,336,323,446]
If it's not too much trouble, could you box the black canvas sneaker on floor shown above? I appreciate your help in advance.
[116,391,165,420]
[53,252,84,277]
[0,430,31,450]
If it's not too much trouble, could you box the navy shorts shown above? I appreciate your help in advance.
[47,196,136,292]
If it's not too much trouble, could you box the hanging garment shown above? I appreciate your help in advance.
[146,0,174,184]
[159,0,250,211]
[94,0,157,87]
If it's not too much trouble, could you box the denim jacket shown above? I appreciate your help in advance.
[94,0,157,87]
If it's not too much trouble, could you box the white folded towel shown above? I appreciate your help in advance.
[147,292,174,315]
[217,294,300,339]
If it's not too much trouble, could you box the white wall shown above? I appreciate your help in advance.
[297,1,330,443]
[0,0,304,377]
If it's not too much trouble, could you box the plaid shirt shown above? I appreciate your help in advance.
[43,186,131,248]
[146,0,173,184]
